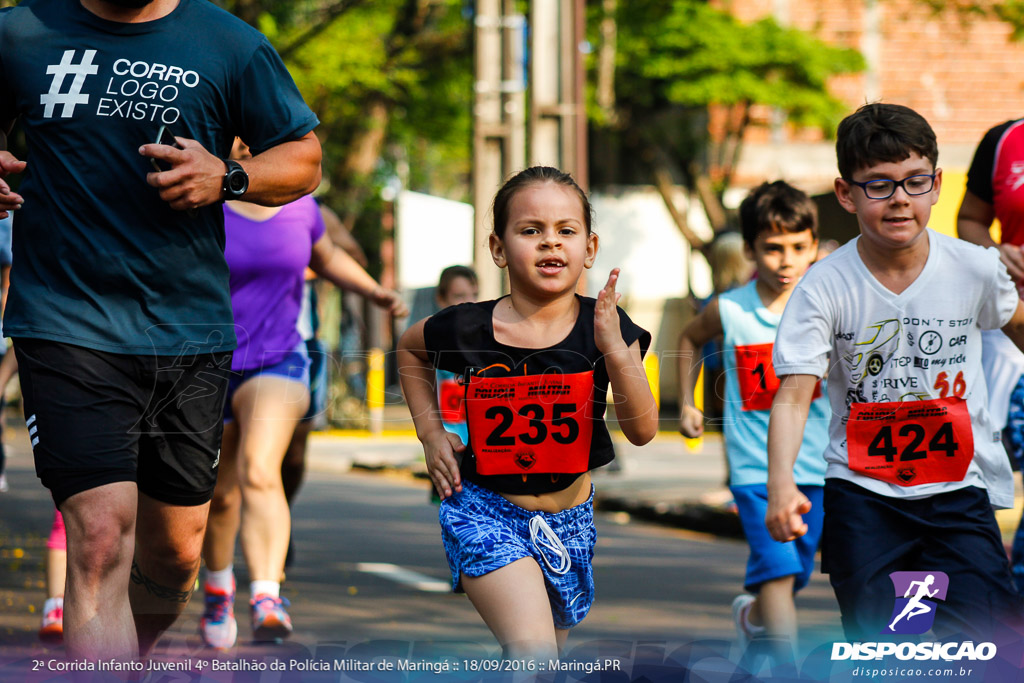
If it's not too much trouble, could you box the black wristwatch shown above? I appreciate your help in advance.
[222,159,249,199]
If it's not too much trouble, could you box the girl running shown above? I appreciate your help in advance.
[398,166,657,659]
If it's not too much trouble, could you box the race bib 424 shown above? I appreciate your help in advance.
[847,396,973,487]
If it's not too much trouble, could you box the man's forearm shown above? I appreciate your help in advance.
[957,219,996,248]
[241,132,322,206]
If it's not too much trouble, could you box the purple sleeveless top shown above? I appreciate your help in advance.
[223,195,325,371]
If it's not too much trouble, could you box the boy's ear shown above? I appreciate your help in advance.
[489,233,507,268]
[930,168,943,206]
[584,232,598,269]
[743,240,755,262]
[834,177,858,214]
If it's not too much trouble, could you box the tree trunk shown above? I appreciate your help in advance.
[337,95,391,232]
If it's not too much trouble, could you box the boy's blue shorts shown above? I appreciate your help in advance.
[439,479,596,629]
[731,483,824,593]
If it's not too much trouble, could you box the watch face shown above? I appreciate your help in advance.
[228,172,247,193]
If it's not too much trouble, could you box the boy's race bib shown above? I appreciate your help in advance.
[465,371,594,475]
[438,377,466,424]
[846,396,973,486]
[735,342,820,411]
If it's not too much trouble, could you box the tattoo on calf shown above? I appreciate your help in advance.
[130,560,194,604]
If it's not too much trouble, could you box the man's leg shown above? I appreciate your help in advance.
[60,481,138,660]
[131,493,211,655]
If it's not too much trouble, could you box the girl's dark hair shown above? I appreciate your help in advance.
[436,265,477,296]
[491,166,593,238]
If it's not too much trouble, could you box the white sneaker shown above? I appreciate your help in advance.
[731,593,764,649]
[0,474,8,492]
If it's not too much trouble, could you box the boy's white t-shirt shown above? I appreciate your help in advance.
[773,231,1019,508]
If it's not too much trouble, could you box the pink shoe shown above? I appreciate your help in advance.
[250,593,292,641]
[39,603,63,644]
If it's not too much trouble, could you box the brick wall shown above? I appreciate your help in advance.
[714,0,1024,146]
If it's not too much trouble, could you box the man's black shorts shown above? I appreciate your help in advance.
[14,338,232,507]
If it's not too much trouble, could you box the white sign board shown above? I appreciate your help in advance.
[395,190,475,290]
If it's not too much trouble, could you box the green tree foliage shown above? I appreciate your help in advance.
[219,0,472,260]
[590,0,863,234]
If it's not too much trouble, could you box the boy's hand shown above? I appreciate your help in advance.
[595,268,626,355]
[678,404,705,438]
[766,482,811,542]
[423,430,465,499]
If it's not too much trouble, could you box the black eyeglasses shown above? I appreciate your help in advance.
[847,174,936,200]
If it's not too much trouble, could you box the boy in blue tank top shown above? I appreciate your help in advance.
[678,181,829,658]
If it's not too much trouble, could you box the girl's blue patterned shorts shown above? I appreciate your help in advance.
[439,479,597,629]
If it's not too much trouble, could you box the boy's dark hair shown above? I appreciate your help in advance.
[492,166,593,239]
[836,103,938,179]
[738,181,818,249]
[437,265,477,297]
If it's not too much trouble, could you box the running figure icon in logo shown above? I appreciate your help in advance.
[885,571,949,634]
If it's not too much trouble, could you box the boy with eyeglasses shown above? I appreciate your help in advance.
[766,103,1024,641]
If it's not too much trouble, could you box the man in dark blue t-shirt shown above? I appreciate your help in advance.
[0,0,321,661]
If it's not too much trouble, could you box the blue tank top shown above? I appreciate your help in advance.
[719,281,829,486]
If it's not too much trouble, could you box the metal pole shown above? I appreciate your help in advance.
[473,0,505,300]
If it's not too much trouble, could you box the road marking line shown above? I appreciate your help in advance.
[356,562,449,593]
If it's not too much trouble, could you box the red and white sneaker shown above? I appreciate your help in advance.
[250,594,292,642]
[199,583,237,650]
[39,601,63,644]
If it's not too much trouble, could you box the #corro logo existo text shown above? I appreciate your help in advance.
[831,571,997,663]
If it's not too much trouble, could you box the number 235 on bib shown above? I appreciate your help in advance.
[465,372,594,476]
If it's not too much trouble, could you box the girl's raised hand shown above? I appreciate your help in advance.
[595,268,627,354]
[422,430,465,499]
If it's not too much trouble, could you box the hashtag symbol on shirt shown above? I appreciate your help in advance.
[40,49,99,119]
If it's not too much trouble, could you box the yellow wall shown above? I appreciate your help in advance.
[929,169,1001,241]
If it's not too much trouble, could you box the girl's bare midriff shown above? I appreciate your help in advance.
[499,471,591,514]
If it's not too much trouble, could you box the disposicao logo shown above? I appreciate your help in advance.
[884,571,948,635]
[830,571,997,663]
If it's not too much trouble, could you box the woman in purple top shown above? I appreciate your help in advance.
[199,140,408,649]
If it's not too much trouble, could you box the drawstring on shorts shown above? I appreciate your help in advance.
[529,515,571,575]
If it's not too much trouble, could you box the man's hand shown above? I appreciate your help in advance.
[998,243,1024,283]
[140,136,226,212]
[0,151,26,219]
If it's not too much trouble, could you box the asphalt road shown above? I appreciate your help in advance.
[0,425,847,682]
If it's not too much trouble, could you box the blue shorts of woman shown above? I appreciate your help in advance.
[731,483,824,593]
[224,343,310,422]
[439,479,596,629]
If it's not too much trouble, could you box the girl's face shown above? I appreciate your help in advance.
[489,182,597,298]
[437,276,478,308]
